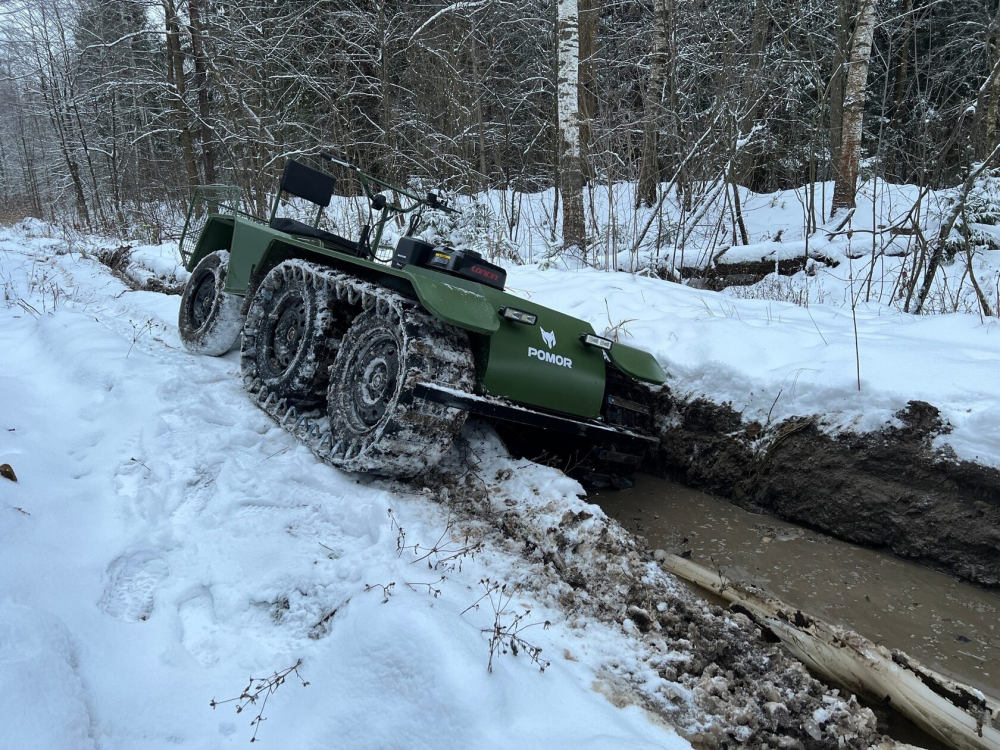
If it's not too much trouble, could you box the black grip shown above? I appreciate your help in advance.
[319,151,352,168]
[426,191,459,214]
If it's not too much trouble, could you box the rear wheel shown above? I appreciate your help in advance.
[326,294,474,478]
[240,261,348,408]
[178,250,245,356]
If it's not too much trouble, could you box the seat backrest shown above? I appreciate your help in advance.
[280,159,336,207]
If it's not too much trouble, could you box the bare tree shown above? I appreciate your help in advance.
[831,0,878,216]
[637,0,669,208]
[556,0,586,254]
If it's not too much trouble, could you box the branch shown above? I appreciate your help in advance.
[409,0,492,44]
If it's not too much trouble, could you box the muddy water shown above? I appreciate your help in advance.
[591,475,1000,701]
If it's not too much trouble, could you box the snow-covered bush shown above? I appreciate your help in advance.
[417,194,519,263]
[954,173,1000,254]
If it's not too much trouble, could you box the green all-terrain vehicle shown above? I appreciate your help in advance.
[177,154,665,487]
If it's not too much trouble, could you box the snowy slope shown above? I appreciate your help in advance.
[0,234,687,749]
[505,264,1000,467]
[318,178,1000,466]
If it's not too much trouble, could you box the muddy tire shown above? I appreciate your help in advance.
[326,293,474,478]
[178,250,245,356]
[240,261,348,408]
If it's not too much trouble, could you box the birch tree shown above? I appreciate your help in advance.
[556,0,586,253]
[831,0,877,215]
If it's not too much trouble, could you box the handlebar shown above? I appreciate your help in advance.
[319,151,459,215]
[424,191,460,215]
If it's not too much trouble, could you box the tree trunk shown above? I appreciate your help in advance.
[557,0,586,254]
[985,74,1000,159]
[188,0,216,184]
[637,0,669,208]
[890,0,912,124]
[378,0,394,174]
[578,0,598,182]
[977,7,1000,160]
[472,34,489,189]
[831,0,877,216]
[827,3,849,186]
[163,0,200,191]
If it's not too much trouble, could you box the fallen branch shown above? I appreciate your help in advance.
[658,554,1000,750]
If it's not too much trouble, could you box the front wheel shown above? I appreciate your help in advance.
[240,261,348,408]
[326,294,474,478]
[178,250,245,356]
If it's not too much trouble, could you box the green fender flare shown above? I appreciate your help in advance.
[608,341,667,385]
[401,265,500,335]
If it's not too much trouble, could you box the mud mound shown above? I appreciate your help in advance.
[651,389,1000,589]
[431,433,885,749]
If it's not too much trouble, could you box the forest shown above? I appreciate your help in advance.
[4,3,1000,748]
[2,0,998,254]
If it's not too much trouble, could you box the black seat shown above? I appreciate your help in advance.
[279,159,336,207]
[270,217,359,255]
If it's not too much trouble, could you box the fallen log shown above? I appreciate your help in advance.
[658,553,1000,750]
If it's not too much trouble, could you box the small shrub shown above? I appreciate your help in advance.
[210,659,309,743]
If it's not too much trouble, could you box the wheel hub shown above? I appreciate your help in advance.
[266,296,307,373]
[189,271,216,329]
[349,332,399,427]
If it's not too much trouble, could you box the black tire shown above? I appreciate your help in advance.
[178,250,245,356]
[326,294,474,478]
[240,261,348,407]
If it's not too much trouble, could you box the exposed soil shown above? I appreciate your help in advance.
[648,388,1000,589]
[427,434,888,750]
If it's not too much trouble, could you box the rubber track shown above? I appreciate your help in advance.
[242,259,474,478]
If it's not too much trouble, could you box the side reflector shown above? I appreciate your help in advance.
[581,333,613,351]
[499,306,537,325]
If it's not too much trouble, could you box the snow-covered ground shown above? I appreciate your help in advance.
[0,231,688,749]
[3,183,996,745]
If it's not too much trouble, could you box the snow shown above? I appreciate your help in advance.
[504,262,1000,466]
[0,232,687,749]
[3,169,997,743]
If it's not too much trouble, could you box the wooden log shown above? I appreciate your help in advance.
[658,554,1000,750]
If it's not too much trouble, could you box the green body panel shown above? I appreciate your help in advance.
[402,267,499,334]
[188,215,235,269]
[477,293,606,419]
[608,342,668,385]
[186,212,664,420]
[226,219,288,291]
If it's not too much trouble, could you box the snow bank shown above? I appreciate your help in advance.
[504,263,1000,467]
[0,231,685,748]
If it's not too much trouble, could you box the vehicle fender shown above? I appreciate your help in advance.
[401,265,500,335]
[608,342,667,385]
[186,215,235,272]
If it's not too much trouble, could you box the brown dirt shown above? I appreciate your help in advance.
[648,389,1000,589]
[429,436,887,749]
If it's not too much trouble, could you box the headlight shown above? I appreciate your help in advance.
[580,333,613,350]
[499,306,538,325]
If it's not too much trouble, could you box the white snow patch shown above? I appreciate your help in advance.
[0,232,687,748]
